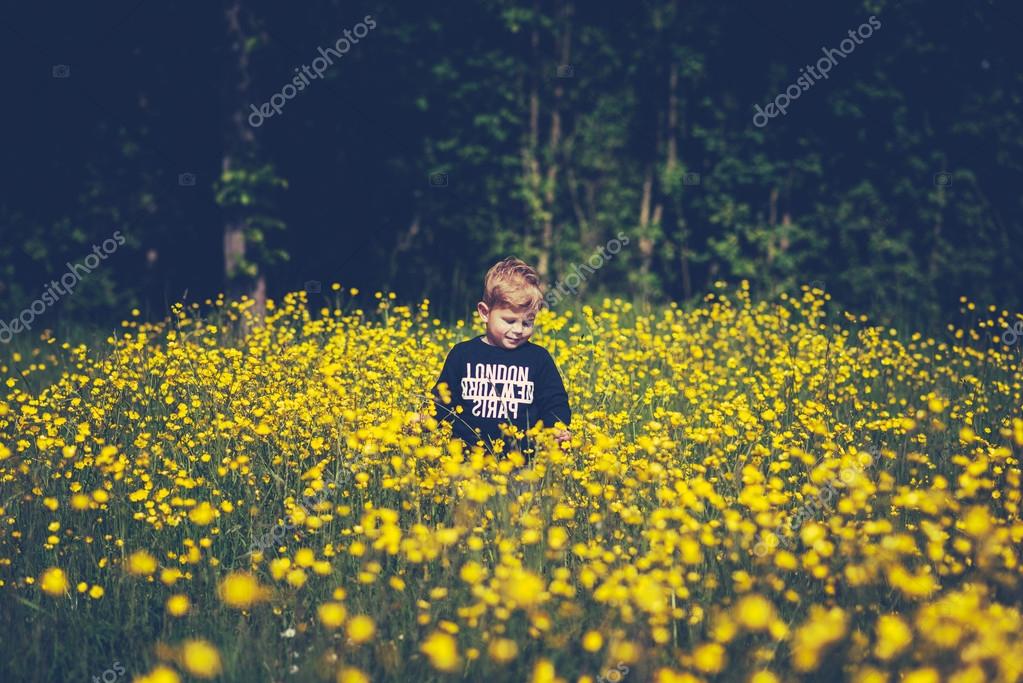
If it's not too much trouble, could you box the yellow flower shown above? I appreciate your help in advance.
[735,594,775,631]
[947,666,985,683]
[318,602,347,629]
[420,631,461,672]
[295,548,315,567]
[166,594,190,616]
[336,667,369,683]
[610,640,640,664]
[270,557,291,580]
[774,551,798,570]
[500,569,545,608]
[680,537,702,564]
[547,526,569,550]
[792,607,848,672]
[160,568,183,586]
[127,550,158,576]
[180,639,222,678]
[904,669,939,683]
[135,665,181,683]
[530,658,557,683]
[12,283,1023,681]
[459,561,486,585]
[39,567,69,596]
[962,506,990,537]
[749,673,779,683]
[218,571,267,609]
[285,568,307,588]
[488,638,518,663]
[188,502,216,526]
[582,631,603,652]
[692,642,726,674]
[874,615,912,661]
[347,615,375,644]
[655,668,700,683]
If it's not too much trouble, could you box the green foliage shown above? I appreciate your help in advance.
[2,0,1021,330]
[214,165,290,279]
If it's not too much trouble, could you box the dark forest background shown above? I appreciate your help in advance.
[2,0,1022,332]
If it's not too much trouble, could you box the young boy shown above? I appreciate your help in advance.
[429,257,571,455]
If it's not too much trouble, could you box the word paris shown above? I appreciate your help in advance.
[461,363,534,419]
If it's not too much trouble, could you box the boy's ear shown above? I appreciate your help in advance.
[476,301,490,322]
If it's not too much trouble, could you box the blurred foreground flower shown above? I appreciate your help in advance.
[218,571,269,609]
[39,567,69,596]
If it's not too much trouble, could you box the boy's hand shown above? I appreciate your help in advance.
[555,429,571,445]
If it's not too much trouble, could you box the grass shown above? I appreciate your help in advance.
[1,284,1021,682]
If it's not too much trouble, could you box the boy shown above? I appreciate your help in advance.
[429,257,571,455]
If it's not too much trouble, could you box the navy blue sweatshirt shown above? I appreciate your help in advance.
[430,336,571,451]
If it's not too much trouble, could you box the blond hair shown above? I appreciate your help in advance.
[482,257,545,313]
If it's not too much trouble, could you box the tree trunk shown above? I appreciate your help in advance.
[222,0,265,317]
[638,163,655,267]
[389,213,421,284]
[537,0,573,279]
[522,0,542,259]
[566,166,590,247]
[666,58,692,298]
[667,62,678,170]
[767,186,779,266]
[516,0,575,280]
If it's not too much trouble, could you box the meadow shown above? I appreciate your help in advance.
[1,284,1021,682]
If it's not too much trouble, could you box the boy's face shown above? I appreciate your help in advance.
[477,302,535,349]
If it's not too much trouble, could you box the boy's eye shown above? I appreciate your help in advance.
[501,317,534,326]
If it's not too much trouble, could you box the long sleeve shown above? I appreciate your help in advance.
[532,351,571,429]
[430,345,483,445]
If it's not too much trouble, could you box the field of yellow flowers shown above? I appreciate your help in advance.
[2,283,1022,683]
